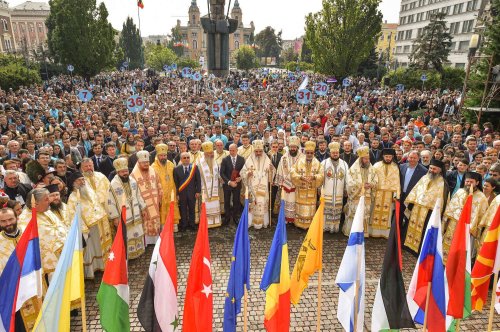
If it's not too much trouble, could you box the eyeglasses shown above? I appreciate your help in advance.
[182,157,190,159]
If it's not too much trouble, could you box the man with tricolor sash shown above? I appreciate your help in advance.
[197,141,222,228]
[442,172,488,262]
[174,151,201,232]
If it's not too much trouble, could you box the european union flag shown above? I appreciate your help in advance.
[223,199,251,332]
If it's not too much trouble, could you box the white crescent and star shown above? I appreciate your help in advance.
[202,256,213,298]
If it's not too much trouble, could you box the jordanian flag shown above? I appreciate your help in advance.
[138,200,179,331]
[97,205,130,332]
[445,193,473,330]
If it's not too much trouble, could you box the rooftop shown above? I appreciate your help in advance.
[11,1,50,11]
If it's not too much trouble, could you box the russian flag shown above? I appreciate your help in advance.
[0,209,43,332]
[260,200,290,331]
[407,198,449,332]
[336,195,366,332]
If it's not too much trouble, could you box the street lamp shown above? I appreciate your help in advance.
[459,33,480,113]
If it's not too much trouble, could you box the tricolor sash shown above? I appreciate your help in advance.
[179,164,197,192]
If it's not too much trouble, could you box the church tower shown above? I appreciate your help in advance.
[231,0,243,27]
[188,0,200,26]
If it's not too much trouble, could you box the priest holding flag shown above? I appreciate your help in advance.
[223,192,250,331]
[138,192,179,331]
[336,194,366,332]
[260,198,291,331]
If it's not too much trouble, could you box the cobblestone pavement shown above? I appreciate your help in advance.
[72,222,500,331]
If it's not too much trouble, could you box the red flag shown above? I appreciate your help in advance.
[182,203,213,331]
[137,0,144,9]
[445,194,472,318]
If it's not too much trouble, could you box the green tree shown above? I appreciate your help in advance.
[167,26,184,57]
[281,46,298,64]
[144,44,177,71]
[357,48,387,79]
[254,26,282,59]
[119,17,144,69]
[235,45,258,70]
[0,54,41,90]
[300,39,312,63]
[409,12,452,73]
[177,57,201,70]
[304,0,382,76]
[46,0,115,79]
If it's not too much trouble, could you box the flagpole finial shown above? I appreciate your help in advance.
[121,194,126,208]
[76,188,81,202]
[469,184,474,195]
[31,193,36,209]
[245,187,248,199]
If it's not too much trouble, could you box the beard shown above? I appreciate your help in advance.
[83,171,93,177]
[50,201,63,211]
[79,185,91,201]
[2,223,17,234]
[160,159,167,166]
[119,175,130,183]
[289,150,298,157]
[360,161,370,168]
[464,184,476,192]
[331,156,339,161]
[383,159,393,164]
[428,171,439,180]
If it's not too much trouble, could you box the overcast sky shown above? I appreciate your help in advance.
[10,0,401,40]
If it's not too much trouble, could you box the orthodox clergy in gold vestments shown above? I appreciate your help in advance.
[198,141,222,228]
[67,172,112,279]
[47,184,69,229]
[370,149,401,238]
[321,142,348,233]
[131,150,163,245]
[0,208,44,332]
[344,146,377,237]
[290,141,324,229]
[403,159,450,256]
[442,172,488,263]
[275,136,302,222]
[214,139,229,215]
[241,140,274,229]
[108,158,147,259]
[18,188,67,281]
[152,144,180,231]
[238,134,254,159]
[478,195,500,248]
[80,158,110,209]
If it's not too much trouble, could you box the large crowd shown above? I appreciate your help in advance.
[0,68,499,330]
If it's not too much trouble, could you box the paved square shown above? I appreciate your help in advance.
[73,223,500,331]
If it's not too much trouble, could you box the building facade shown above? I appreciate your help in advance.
[176,0,255,63]
[0,1,49,55]
[394,0,486,68]
[376,22,397,63]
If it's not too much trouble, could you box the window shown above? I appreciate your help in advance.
[193,40,198,49]
[462,19,474,33]
[38,24,43,33]
[449,41,456,50]
[400,16,406,25]
[417,28,423,37]
[408,14,414,23]
[405,29,413,40]
[453,4,460,14]
[1,19,8,31]
[449,22,460,34]
[235,40,240,49]
[4,39,12,50]
[410,2,416,9]
[396,46,402,53]
[191,32,197,38]
[403,45,411,53]
[458,40,469,50]
[397,31,404,40]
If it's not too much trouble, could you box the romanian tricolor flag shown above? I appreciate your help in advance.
[471,205,500,311]
[445,192,472,326]
[290,198,324,305]
[32,206,85,331]
[260,200,290,331]
[137,0,144,9]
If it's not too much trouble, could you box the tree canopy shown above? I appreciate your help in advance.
[144,44,177,71]
[409,12,452,73]
[119,17,144,70]
[235,45,258,70]
[304,0,382,76]
[254,26,282,59]
[46,0,116,78]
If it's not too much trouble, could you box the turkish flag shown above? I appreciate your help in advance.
[182,203,213,331]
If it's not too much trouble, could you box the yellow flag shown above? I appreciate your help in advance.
[290,198,324,305]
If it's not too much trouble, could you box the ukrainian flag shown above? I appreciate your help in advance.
[33,205,85,332]
[260,200,290,331]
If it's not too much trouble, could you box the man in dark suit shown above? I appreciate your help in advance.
[268,141,282,216]
[446,158,468,196]
[91,143,114,179]
[369,138,382,165]
[399,150,428,241]
[173,151,201,231]
[220,144,245,225]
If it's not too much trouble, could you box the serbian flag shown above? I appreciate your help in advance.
[97,205,130,332]
[0,208,43,332]
[290,198,324,304]
[445,193,472,321]
[260,200,290,332]
[336,195,366,332]
[371,200,415,331]
[407,198,449,332]
[223,198,250,331]
[471,205,500,311]
[138,199,178,331]
[182,203,213,331]
[137,0,144,8]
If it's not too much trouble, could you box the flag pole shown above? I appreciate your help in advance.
[456,319,461,331]
[353,245,362,332]
[76,189,88,332]
[488,272,499,332]
[243,187,249,332]
[316,268,322,332]
[137,3,141,37]
[422,281,432,331]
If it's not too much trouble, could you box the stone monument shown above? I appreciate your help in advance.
[201,0,238,77]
